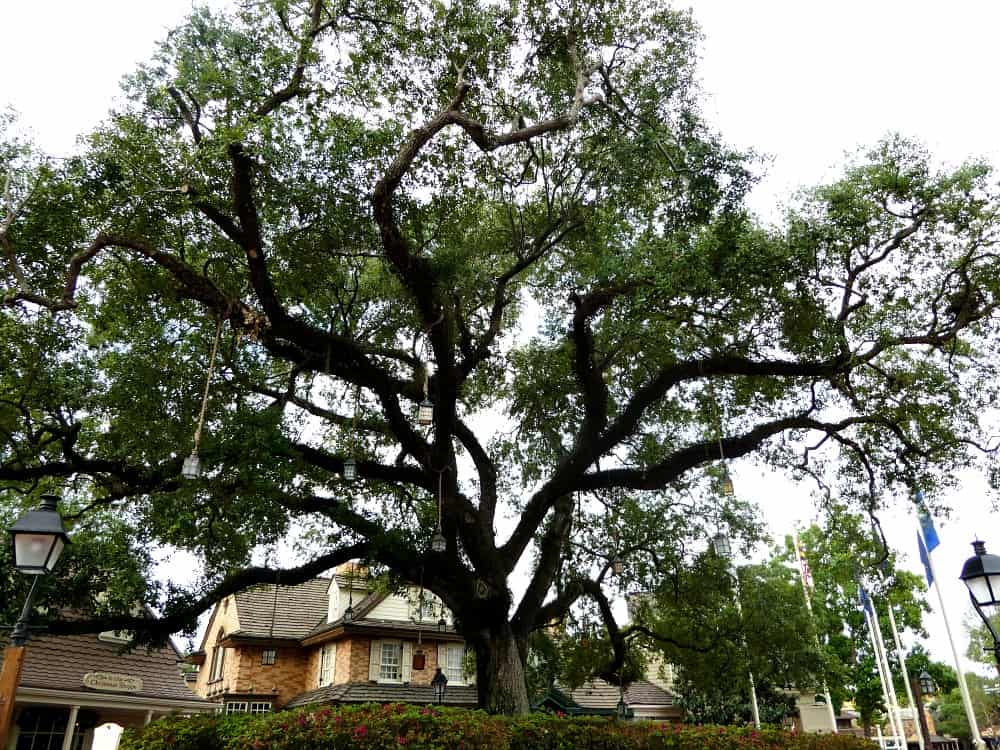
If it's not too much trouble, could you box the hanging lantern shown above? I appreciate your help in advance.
[182,452,202,479]
[721,465,734,496]
[611,555,624,577]
[417,398,434,425]
[343,604,354,623]
[711,532,732,560]
[431,531,447,553]
[343,457,357,482]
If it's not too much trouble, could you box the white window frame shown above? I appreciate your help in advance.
[225,701,271,714]
[209,631,226,683]
[261,648,277,665]
[379,641,403,683]
[319,643,336,686]
[442,644,466,685]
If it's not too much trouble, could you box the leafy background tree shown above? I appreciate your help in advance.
[932,673,1000,741]
[3,0,1000,714]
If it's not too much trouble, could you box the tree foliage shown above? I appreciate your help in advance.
[3,0,1000,713]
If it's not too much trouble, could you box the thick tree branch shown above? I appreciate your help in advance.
[511,495,573,633]
[499,353,848,570]
[43,546,367,641]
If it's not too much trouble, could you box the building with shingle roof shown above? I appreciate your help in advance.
[533,678,680,720]
[1,629,210,750]
[187,563,473,714]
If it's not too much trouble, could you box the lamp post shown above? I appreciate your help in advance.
[910,670,935,750]
[960,541,1000,676]
[0,495,71,745]
[431,667,448,704]
[711,532,761,729]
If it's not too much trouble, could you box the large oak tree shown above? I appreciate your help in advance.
[3,0,1000,714]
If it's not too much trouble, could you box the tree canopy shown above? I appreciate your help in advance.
[3,0,1000,714]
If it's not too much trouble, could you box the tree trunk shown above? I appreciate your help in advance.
[473,623,531,715]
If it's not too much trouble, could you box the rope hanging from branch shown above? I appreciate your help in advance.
[182,317,224,479]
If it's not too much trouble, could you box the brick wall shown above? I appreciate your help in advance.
[197,624,465,706]
[194,595,241,700]
[233,646,311,707]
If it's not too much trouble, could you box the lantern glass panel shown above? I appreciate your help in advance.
[987,572,1000,606]
[968,576,994,607]
[13,533,63,574]
[344,457,357,481]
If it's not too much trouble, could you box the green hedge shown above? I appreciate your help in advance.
[121,705,876,750]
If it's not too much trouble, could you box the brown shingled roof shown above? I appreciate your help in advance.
[232,577,331,639]
[285,681,479,708]
[304,591,387,639]
[0,633,207,703]
[570,679,674,710]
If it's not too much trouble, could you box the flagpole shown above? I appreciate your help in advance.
[918,519,985,750]
[885,599,924,750]
[863,604,901,746]
[792,529,838,733]
[868,594,907,745]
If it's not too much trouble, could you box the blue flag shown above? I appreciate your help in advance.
[917,530,933,586]
[916,490,940,552]
[858,584,875,618]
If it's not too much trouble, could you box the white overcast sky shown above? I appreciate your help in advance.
[4,0,1000,676]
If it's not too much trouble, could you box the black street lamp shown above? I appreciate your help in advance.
[911,670,936,750]
[431,667,448,704]
[919,670,936,697]
[8,495,71,644]
[960,541,1000,674]
[1,495,70,745]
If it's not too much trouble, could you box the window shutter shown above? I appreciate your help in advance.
[369,640,381,682]
[401,642,412,683]
[329,643,338,683]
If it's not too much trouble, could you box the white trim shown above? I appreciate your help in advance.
[377,640,404,683]
[16,686,214,713]
[318,643,336,687]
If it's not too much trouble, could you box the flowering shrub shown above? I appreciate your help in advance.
[121,705,876,750]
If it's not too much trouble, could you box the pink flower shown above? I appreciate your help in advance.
[397,737,408,746]
[354,724,369,738]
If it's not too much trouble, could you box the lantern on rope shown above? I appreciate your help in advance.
[720,465,735,496]
[416,338,434,426]
[611,555,625,577]
[431,470,446,552]
[183,318,224,479]
[417,398,434,425]
[343,386,362,482]
[343,457,357,482]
